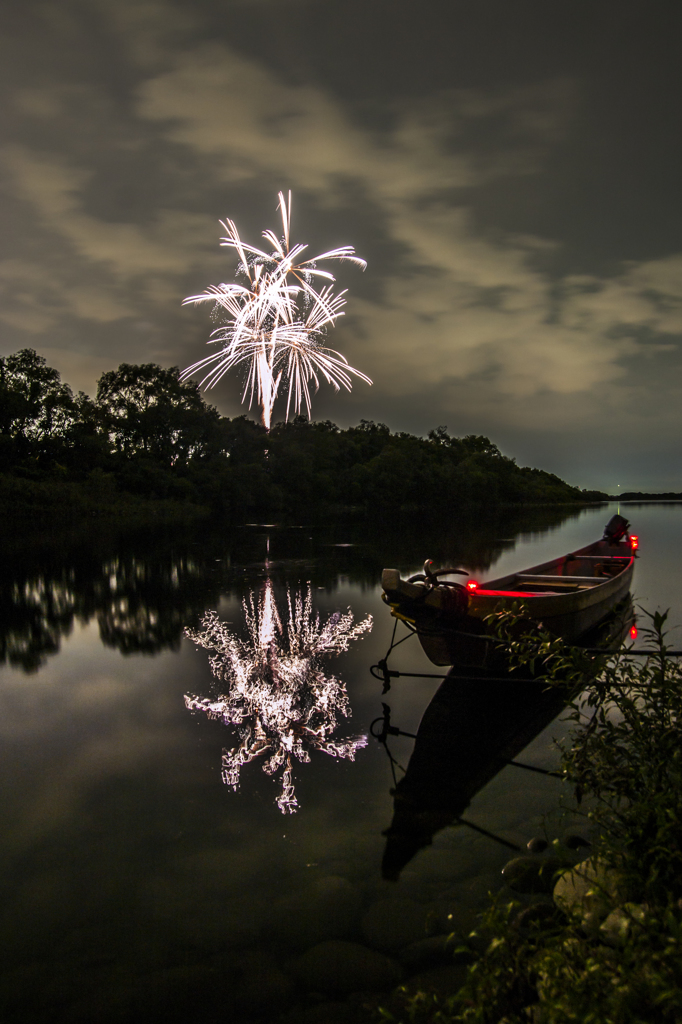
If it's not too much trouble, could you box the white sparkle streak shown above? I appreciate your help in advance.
[181,192,371,429]
[184,580,372,813]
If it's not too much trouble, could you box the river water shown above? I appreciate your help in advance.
[0,502,679,1023]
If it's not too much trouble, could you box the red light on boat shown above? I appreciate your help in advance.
[466,580,478,592]
[630,534,639,551]
[630,624,638,640]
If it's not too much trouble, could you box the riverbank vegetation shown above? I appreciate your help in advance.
[0,349,605,521]
[379,610,682,1023]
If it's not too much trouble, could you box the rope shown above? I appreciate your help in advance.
[369,703,415,786]
[456,817,522,852]
[507,759,563,778]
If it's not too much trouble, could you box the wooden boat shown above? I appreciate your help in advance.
[381,514,637,667]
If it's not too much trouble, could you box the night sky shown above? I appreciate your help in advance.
[1,0,681,491]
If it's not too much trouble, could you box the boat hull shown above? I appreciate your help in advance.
[382,536,636,667]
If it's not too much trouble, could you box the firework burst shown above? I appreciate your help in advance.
[184,580,372,813]
[181,192,371,428]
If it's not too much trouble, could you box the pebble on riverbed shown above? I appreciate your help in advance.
[526,837,549,854]
[562,832,591,850]
[501,856,567,895]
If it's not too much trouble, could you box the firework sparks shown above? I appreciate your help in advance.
[181,192,371,429]
[184,580,372,813]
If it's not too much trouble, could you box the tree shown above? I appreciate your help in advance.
[0,349,76,461]
[96,363,224,467]
[461,434,503,459]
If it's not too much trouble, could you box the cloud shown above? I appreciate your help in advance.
[2,145,213,279]
[133,38,681,407]
[0,137,216,351]
[348,282,639,400]
[95,0,202,70]
[135,45,567,201]
[13,87,65,119]
[1,0,680,456]
[561,259,682,338]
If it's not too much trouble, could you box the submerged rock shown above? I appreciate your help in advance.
[65,963,234,1023]
[398,934,462,973]
[432,900,479,938]
[177,894,265,950]
[526,837,549,854]
[231,950,295,1014]
[563,832,591,851]
[501,856,566,894]
[552,858,624,928]
[400,962,469,999]
[293,940,401,998]
[362,897,435,952]
[436,871,501,907]
[270,875,361,947]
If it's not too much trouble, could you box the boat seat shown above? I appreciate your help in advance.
[478,588,563,597]
[516,574,607,586]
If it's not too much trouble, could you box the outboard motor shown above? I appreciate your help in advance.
[603,514,630,544]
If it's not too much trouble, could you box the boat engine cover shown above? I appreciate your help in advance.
[603,514,630,543]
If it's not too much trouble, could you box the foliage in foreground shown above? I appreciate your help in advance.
[379,610,682,1023]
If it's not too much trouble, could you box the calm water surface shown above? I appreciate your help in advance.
[1,502,679,1022]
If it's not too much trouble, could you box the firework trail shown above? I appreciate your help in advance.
[184,580,371,813]
[181,192,371,429]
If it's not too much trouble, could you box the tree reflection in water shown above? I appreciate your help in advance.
[0,541,216,672]
[185,580,372,812]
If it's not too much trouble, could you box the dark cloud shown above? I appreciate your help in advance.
[0,0,681,489]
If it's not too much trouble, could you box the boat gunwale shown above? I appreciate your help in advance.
[467,539,635,617]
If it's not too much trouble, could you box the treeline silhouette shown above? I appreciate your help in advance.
[609,492,682,501]
[0,348,606,519]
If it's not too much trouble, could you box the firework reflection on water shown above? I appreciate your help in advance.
[184,580,372,813]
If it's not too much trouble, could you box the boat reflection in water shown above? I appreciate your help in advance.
[184,580,372,813]
[379,603,635,880]
[379,671,567,881]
